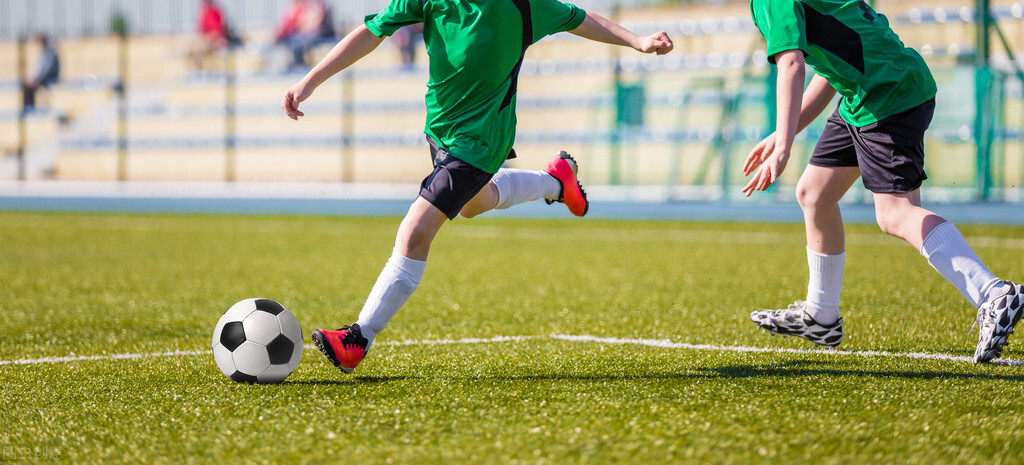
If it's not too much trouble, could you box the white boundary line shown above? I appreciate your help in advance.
[1,334,1021,367]
[549,335,1024,367]
[0,349,210,366]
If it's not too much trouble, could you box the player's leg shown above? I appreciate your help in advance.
[856,99,1020,362]
[749,164,858,347]
[313,146,493,373]
[872,190,999,306]
[873,191,1021,362]
[459,151,588,218]
[749,109,858,347]
[311,198,445,373]
[797,164,860,325]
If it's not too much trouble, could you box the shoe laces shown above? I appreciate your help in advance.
[771,300,805,315]
[969,282,1013,335]
[337,325,367,350]
[969,303,1016,345]
[763,301,806,321]
[969,306,987,335]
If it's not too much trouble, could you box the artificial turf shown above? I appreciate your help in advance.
[2,211,1023,463]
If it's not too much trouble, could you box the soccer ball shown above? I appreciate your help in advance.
[212,298,303,383]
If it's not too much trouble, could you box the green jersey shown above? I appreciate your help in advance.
[750,0,937,126]
[365,0,586,173]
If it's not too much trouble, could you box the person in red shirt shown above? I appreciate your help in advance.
[190,0,228,70]
[275,0,335,69]
[274,0,305,44]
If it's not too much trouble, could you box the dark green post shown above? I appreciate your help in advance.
[609,1,622,186]
[975,0,993,199]
[116,26,129,181]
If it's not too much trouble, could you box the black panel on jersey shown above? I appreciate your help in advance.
[500,0,533,111]
[802,3,865,74]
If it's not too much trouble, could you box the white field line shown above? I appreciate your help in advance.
[0,349,210,366]
[549,335,1024,367]
[2,334,1022,368]
[0,336,543,366]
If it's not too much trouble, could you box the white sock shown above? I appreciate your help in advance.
[355,249,426,348]
[492,168,561,209]
[805,248,844,326]
[920,222,1005,308]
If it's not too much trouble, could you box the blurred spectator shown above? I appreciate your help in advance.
[392,23,423,71]
[189,0,228,70]
[273,0,304,43]
[21,34,60,113]
[275,0,335,70]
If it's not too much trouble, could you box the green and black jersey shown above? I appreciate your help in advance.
[366,0,586,173]
[750,0,937,126]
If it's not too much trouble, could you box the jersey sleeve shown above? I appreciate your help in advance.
[364,0,424,38]
[530,0,586,42]
[754,0,808,63]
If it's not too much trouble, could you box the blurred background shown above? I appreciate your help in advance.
[0,0,1021,212]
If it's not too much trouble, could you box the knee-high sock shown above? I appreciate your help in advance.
[920,222,1005,308]
[355,249,426,347]
[805,248,844,325]
[492,168,561,209]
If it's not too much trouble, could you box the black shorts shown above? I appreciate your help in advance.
[809,99,934,193]
[419,136,494,220]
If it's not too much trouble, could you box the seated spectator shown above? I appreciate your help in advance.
[22,34,60,113]
[189,0,228,71]
[275,0,335,70]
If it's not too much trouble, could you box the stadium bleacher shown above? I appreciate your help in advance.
[1,1,1022,200]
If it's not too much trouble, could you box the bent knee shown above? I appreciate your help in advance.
[795,182,830,212]
[874,211,899,236]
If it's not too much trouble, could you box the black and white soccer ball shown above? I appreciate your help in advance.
[212,298,303,383]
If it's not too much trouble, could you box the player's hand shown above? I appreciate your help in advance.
[742,132,776,176]
[282,81,313,120]
[742,145,790,197]
[637,32,673,55]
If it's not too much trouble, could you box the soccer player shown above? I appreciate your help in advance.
[743,0,1022,363]
[282,0,673,373]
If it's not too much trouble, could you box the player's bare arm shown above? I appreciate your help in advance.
[283,25,385,120]
[742,73,836,177]
[742,49,805,196]
[570,12,673,55]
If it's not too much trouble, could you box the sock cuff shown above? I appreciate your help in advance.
[390,249,427,279]
[919,221,958,258]
[806,247,845,273]
[538,170,562,200]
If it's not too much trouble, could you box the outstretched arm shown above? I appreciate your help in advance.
[283,25,385,120]
[569,11,673,55]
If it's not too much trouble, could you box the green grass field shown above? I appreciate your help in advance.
[2,211,1024,464]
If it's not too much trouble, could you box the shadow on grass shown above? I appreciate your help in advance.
[287,375,423,386]
[702,359,1024,381]
[289,360,1024,385]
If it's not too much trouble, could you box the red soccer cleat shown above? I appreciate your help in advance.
[311,324,368,373]
[543,151,589,217]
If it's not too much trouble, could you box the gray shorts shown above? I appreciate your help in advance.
[418,136,494,220]
[809,99,934,193]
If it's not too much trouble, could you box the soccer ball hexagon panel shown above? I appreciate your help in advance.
[211,298,303,383]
